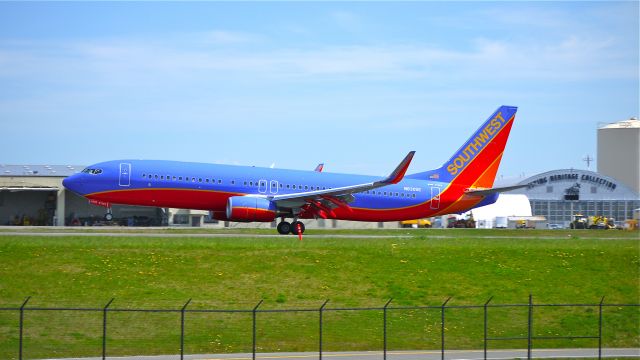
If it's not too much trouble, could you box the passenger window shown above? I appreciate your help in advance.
[231,180,235,185]
[305,185,308,190]
[218,179,222,184]
[292,185,296,189]
[286,184,290,189]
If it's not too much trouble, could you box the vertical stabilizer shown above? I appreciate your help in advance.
[407,106,517,188]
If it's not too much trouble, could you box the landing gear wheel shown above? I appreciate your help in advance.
[104,213,113,221]
[277,221,292,235]
[291,221,305,235]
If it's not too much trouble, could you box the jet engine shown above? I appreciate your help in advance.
[226,196,277,222]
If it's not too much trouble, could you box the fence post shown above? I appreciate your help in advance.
[483,296,493,360]
[441,297,451,360]
[319,300,329,360]
[527,295,533,360]
[598,296,605,360]
[180,298,192,360]
[102,298,114,360]
[253,300,264,360]
[18,296,31,360]
[383,298,393,360]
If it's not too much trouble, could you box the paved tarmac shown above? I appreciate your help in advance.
[0,231,412,239]
[0,229,631,241]
[43,348,640,360]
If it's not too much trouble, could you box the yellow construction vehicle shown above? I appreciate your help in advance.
[588,216,617,229]
[571,214,618,229]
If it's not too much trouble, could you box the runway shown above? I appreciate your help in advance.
[0,231,623,240]
[45,348,640,360]
[0,231,411,239]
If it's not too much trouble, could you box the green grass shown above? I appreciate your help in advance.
[1,226,637,238]
[0,229,638,358]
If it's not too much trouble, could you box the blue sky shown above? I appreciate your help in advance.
[0,1,638,180]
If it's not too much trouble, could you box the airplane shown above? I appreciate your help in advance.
[63,105,520,236]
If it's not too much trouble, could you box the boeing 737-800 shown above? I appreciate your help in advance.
[63,105,520,235]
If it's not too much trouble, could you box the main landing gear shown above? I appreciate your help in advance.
[104,208,113,221]
[277,219,305,236]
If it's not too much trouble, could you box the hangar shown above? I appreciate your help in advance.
[506,169,639,227]
[0,165,166,226]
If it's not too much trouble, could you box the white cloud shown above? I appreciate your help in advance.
[0,30,636,89]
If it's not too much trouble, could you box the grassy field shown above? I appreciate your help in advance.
[0,229,638,358]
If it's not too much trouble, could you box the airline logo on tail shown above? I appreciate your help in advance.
[446,111,507,176]
[445,109,514,176]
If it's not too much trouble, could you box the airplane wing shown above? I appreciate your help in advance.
[463,184,528,197]
[257,151,415,211]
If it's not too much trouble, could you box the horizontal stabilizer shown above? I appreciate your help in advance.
[464,184,528,197]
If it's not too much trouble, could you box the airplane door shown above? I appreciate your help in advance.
[119,163,131,187]
[269,180,279,194]
[258,180,268,194]
[430,186,441,209]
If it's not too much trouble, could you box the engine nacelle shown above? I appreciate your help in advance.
[226,196,277,222]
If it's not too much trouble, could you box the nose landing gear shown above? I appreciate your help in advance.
[104,208,113,221]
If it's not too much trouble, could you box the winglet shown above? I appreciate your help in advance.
[314,163,324,172]
[381,151,416,184]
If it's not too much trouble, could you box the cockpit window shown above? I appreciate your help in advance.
[82,168,103,175]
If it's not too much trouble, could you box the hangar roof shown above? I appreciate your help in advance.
[0,164,83,177]
[599,117,639,129]
[509,168,639,200]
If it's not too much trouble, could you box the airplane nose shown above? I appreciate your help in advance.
[62,174,85,195]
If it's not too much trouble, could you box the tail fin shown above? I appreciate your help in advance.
[406,105,517,188]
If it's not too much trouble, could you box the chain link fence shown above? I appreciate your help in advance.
[0,296,638,360]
